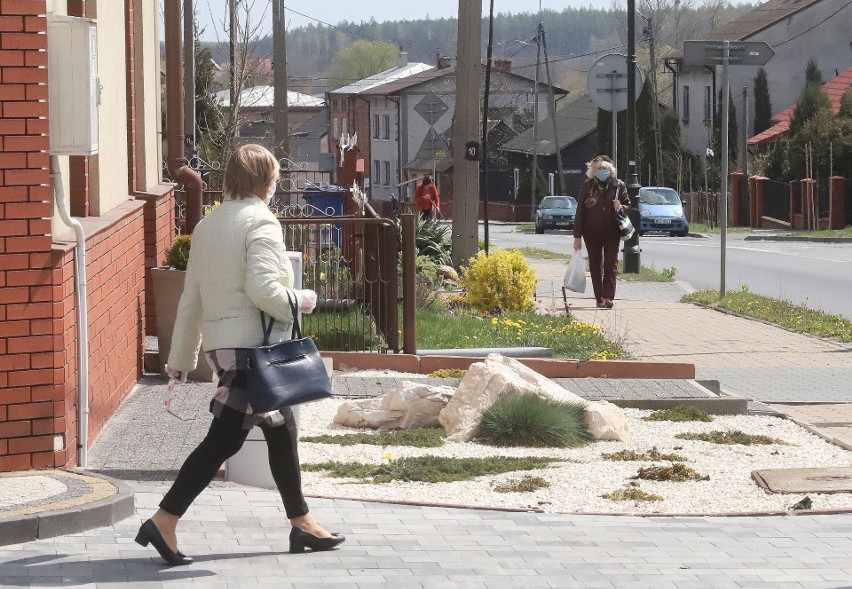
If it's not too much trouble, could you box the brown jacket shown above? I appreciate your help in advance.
[573,178,630,238]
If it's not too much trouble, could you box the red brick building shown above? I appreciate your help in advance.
[0,0,174,471]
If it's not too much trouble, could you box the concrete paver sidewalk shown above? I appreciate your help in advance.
[3,255,852,587]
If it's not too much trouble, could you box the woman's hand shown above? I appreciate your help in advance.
[295,289,318,314]
[573,238,582,252]
[612,199,623,212]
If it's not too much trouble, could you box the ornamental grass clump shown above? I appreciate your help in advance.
[643,405,714,423]
[300,428,445,448]
[476,392,592,448]
[459,248,537,311]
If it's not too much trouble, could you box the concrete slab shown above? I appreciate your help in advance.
[752,467,852,494]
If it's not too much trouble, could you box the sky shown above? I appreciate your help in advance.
[189,0,606,42]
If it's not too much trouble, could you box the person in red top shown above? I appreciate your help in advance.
[414,175,440,220]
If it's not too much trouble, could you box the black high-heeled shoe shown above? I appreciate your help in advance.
[135,519,193,566]
[289,527,346,554]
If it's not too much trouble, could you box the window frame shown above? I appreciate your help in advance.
[682,85,690,123]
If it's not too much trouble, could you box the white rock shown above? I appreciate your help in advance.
[333,381,455,430]
[584,400,630,442]
[439,353,588,442]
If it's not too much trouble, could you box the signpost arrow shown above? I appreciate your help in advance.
[681,39,775,298]
[683,40,775,67]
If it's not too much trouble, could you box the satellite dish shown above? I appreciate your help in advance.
[587,54,643,113]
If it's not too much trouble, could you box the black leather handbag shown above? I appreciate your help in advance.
[245,296,332,412]
[613,207,635,240]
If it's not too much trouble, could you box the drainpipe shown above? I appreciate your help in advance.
[165,0,203,233]
[51,156,90,468]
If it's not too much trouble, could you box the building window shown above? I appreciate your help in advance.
[383,115,391,140]
[373,114,380,139]
[342,118,348,138]
[682,85,690,123]
[704,85,712,123]
[332,117,338,140]
[384,161,391,186]
[373,160,381,187]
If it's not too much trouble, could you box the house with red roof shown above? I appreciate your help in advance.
[749,66,852,148]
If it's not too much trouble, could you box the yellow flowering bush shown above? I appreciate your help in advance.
[460,248,537,312]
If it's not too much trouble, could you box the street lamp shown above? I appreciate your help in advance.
[623,0,642,273]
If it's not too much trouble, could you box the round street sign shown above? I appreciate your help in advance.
[586,54,643,113]
[464,141,481,161]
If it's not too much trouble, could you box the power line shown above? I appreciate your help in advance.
[773,0,852,47]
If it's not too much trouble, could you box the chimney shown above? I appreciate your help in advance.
[398,50,409,67]
[494,58,512,73]
[437,53,453,70]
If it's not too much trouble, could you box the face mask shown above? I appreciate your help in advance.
[594,168,612,182]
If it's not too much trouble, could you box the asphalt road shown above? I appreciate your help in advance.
[483,224,852,320]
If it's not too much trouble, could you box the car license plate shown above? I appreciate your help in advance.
[656,219,672,224]
[556,221,572,226]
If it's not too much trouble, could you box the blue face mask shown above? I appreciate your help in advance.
[594,168,612,182]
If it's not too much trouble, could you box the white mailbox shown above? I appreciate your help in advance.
[47,15,99,156]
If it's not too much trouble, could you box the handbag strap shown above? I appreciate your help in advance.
[259,293,302,346]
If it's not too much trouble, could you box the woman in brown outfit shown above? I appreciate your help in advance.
[572,155,631,309]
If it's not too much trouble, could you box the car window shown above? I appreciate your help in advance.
[540,197,576,209]
[639,189,681,205]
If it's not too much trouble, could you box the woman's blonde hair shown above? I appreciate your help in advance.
[223,144,280,199]
[585,154,618,180]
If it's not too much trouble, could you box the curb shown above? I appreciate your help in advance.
[0,470,135,547]
[321,351,696,379]
[744,235,852,243]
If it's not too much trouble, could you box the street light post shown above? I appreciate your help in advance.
[623,0,641,273]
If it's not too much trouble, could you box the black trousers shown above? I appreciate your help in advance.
[160,405,309,519]
[583,230,621,303]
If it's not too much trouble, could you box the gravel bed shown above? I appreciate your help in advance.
[297,398,852,515]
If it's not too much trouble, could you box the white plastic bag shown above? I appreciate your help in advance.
[563,252,587,293]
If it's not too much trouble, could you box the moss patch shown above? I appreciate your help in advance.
[301,428,445,448]
[643,405,714,423]
[602,487,664,502]
[601,447,688,462]
[302,455,560,484]
[634,463,708,482]
[675,430,784,446]
[493,475,551,493]
[428,368,467,379]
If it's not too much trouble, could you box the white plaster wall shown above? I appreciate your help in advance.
[136,0,163,190]
[369,97,400,202]
[676,1,852,157]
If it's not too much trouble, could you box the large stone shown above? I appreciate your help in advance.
[334,381,455,430]
[584,400,630,442]
[438,353,589,442]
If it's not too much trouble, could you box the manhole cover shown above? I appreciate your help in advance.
[752,467,852,494]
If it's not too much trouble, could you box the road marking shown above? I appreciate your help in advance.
[660,241,850,263]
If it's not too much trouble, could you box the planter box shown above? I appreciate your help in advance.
[150,267,215,382]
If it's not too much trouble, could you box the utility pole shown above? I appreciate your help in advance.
[184,0,196,156]
[229,0,238,110]
[481,0,496,254]
[647,16,663,185]
[541,24,565,194]
[623,0,641,273]
[529,27,542,221]
[451,0,481,267]
[273,0,289,161]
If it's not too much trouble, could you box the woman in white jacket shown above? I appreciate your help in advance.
[135,145,344,566]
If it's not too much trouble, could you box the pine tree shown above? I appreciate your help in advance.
[712,90,738,164]
[753,68,773,134]
[804,58,824,86]
[789,82,831,135]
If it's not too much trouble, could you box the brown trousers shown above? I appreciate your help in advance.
[582,231,621,303]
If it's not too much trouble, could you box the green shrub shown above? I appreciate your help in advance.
[675,430,784,445]
[634,463,708,482]
[602,487,664,502]
[601,447,687,462]
[459,248,537,312]
[428,369,467,379]
[414,255,444,309]
[477,393,592,448]
[414,215,452,266]
[493,475,550,493]
[300,428,445,448]
[165,235,192,271]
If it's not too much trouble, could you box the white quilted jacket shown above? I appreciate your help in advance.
[167,196,298,374]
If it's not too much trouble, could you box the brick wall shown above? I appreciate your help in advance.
[0,1,55,471]
[1,2,153,471]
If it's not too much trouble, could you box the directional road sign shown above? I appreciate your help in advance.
[683,40,775,67]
